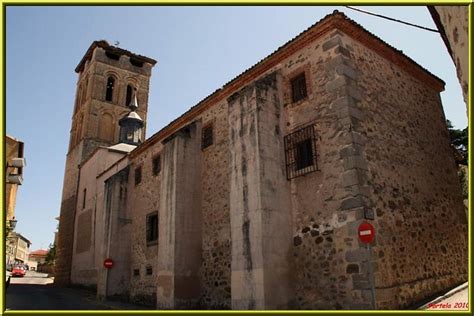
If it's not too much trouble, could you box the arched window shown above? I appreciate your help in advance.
[125,85,133,107]
[105,77,115,102]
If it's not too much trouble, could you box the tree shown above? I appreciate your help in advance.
[45,243,56,265]
[447,120,468,165]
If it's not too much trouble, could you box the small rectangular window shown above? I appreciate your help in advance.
[291,73,307,103]
[133,269,140,276]
[82,188,87,209]
[146,212,158,245]
[152,155,161,176]
[146,266,153,275]
[135,166,142,186]
[284,124,319,179]
[202,124,214,149]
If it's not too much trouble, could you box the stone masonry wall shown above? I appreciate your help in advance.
[269,30,372,309]
[433,5,469,110]
[56,144,83,285]
[199,102,232,309]
[128,143,163,306]
[345,32,468,309]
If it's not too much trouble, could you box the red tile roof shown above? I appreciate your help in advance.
[29,249,48,256]
[130,10,445,158]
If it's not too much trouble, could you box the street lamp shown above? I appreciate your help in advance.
[9,218,17,231]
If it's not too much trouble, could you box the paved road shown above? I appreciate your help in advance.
[6,271,150,310]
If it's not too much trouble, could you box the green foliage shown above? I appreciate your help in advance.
[45,243,56,265]
[458,167,468,200]
[447,120,468,165]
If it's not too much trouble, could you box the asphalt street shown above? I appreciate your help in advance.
[6,271,469,311]
[5,270,150,310]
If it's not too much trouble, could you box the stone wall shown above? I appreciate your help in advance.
[156,122,203,309]
[102,166,132,298]
[128,143,163,306]
[431,6,469,111]
[56,144,83,285]
[198,102,232,309]
[344,31,468,309]
[128,102,232,309]
[96,156,131,299]
[277,30,373,309]
[70,148,126,287]
[227,72,291,309]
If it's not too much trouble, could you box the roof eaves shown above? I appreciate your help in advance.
[130,10,445,158]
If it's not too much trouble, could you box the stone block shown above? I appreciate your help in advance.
[342,169,363,187]
[345,247,369,262]
[336,64,358,80]
[339,144,364,158]
[335,45,351,57]
[337,106,364,121]
[324,55,349,72]
[343,155,368,171]
[347,217,363,237]
[322,36,342,51]
[341,196,365,210]
[333,96,357,110]
[326,76,348,92]
[347,86,362,101]
[352,274,370,289]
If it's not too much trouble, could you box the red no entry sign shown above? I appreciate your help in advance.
[358,222,375,244]
[103,258,114,269]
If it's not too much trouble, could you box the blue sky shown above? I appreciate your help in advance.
[6,6,468,250]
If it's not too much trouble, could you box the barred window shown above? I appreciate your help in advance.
[133,269,140,276]
[134,166,142,186]
[152,155,161,176]
[291,73,307,103]
[284,124,319,179]
[202,124,213,149]
[146,212,158,245]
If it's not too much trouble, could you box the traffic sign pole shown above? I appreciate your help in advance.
[358,221,377,310]
[367,243,376,310]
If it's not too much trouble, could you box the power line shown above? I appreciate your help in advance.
[345,6,440,33]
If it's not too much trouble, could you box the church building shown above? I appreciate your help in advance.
[55,11,467,310]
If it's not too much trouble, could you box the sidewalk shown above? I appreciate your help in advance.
[419,282,469,311]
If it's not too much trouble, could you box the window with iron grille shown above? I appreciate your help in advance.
[291,73,307,103]
[133,268,140,277]
[152,155,161,176]
[146,212,158,245]
[284,124,319,179]
[134,166,142,186]
[202,124,214,149]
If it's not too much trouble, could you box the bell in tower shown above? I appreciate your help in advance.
[119,89,144,145]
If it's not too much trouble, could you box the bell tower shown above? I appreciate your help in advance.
[56,40,157,286]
